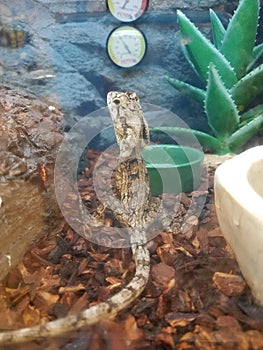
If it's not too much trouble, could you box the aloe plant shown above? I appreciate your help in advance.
[163,0,263,154]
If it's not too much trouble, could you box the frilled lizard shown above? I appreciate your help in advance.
[0,92,153,345]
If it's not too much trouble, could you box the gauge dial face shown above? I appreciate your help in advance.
[107,26,146,68]
[107,0,148,22]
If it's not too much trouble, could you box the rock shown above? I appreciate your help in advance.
[0,0,262,150]
[0,85,64,281]
[0,0,223,132]
[149,0,237,10]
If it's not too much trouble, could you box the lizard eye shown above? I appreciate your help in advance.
[113,98,120,105]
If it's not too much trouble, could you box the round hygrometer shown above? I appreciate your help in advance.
[107,0,148,22]
[107,26,147,68]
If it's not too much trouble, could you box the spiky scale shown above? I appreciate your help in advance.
[177,10,237,88]
[205,64,239,140]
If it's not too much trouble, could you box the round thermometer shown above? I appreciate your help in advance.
[107,26,147,68]
[107,0,148,22]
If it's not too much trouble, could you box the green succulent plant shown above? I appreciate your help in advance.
[161,0,263,154]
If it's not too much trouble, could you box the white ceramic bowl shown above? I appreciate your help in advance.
[214,146,263,305]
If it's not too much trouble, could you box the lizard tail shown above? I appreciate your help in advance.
[0,245,150,345]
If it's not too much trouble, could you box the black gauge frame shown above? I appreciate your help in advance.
[106,25,147,69]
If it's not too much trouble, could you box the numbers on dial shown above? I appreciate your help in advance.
[107,26,147,68]
[107,0,148,22]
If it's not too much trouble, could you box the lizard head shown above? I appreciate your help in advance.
[107,91,149,156]
[107,91,139,118]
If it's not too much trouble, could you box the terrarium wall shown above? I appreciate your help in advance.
[0,0,262,137]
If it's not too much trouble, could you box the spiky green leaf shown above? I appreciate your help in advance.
[228,114,263,152]
[180,44,199,76]
[240,104,263,122]
[177,10,237,88]
[165,75,205,104]
[247,43,263,71]
[231,64,263,112]
[220,0,259,79]
[150,126,228,154]
[205,64,239,140]
[209,9,226,49]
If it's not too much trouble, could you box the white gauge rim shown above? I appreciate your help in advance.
[106,26,147,68]
[107,0,148,22]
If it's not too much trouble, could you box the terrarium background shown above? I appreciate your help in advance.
[2,0,261,137]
